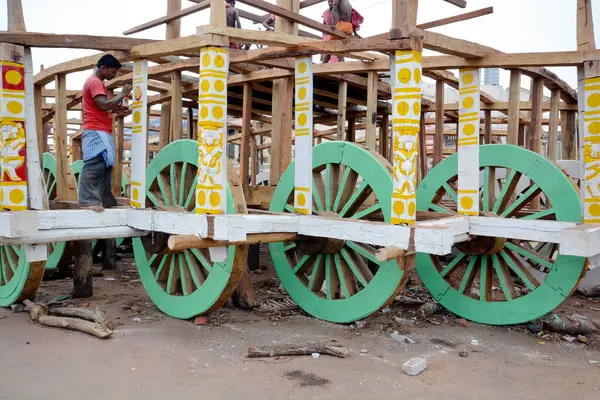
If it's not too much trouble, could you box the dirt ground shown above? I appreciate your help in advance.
[1,250,600,400]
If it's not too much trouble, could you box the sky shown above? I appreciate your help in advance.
[0,0,598,95]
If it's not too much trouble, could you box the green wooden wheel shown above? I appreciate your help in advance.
[416,144,586,325]
[132,140,247,319]
[41,153,68,270]
[0,246,45,307]
[268,142,408,323]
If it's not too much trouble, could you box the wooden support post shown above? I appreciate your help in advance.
[380,111,389,159]
[197,46,229,215]
[418,115,427,182]
[484,109,492,144]
[186,107,194,139]
[240,83,252,186]
[529,77,544,154]
[73,240,93,298]
[54,73,77,201]
[336,80,347,140]
[518,124,526,147]
[365,71,378,150]
[561,111,577,159]
[294,57,313,215]
[170,72,183,141]
[33,84,43,162]
[130,60,149,209]
[457,68,480,216]
[210,0,227,26]
[250,135,257,185]
[507,70,521,145]
[113,116,124,196]
[434,80,444,165]
[577,0,596,51]
[548,89,560,161]
[391,49,421,225]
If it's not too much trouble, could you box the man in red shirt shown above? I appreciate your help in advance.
[79,54,131,212]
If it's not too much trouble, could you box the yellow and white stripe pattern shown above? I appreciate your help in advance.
[196,47,229,215]
[294,57,313,215]
[391,50,422,225]
[583,76,600,223]
[0,60,28,211]
[457,68,480,216]
[130,60,148,209]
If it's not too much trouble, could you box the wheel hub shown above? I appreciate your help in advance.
[455,235,506,256]
[296,211,345,255]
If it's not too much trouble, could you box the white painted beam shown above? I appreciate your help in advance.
[0,226,145,245]
[414,216,470,254]
[560,223,600,257]
[127,209,208,236]
[37,209,130,230]
[0,212,38,237]
[470,216,576,243]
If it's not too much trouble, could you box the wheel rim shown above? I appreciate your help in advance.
[416,144,586,325]
[39,153,67,270]
[269,142,407,323]
[132,140,246,319]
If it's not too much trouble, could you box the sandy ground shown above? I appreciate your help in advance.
[1,252,600,400]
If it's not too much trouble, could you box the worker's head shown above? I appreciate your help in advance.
[96,54,122,80]
[226,0,235,6]
[328,0,334,9]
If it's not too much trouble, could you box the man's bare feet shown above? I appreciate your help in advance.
[80,205,105,213]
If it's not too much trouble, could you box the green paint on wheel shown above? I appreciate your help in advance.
[269,142,406,323]
[416,145,586,325]
[41,153,67,270]
[0,246,36,306]
[132,140,244,320]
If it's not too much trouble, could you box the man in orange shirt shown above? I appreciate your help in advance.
[79,54,131,212]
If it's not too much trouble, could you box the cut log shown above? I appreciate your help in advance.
[23,299,48,322]
[247,343,350,358]
[73,240,93,298]
[49,307,107,324]
[38,315,113,339]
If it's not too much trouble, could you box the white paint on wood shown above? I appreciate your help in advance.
[414,216,470,254]
[581,69,600,223]
[294,56,313,215]
[556,160,583,180]
[130,60,149,209]
[0,226,145,245]
[127,209,209,236]
[470,216,575,244]
[37,209,129,230]
[208,246,228,262]
[0,212,38,237]
[24,243,47,262]
[457,68,480,216]
[560,223,600,257]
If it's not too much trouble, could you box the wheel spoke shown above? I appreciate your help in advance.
[483,167,496,212]
[333,167,358,213]
[499,250,541,290]
[501,184,541,218]
[154,255,170,281]
[439,253,467,278]
[190,248,212,272]
[351,203,382,220]
[458,256,480,295]
[334,253,356,298]
[179,254,193,295]
[178,163,188,207]
[479,255,492,301]
[339,181,371,218]
[147,192,162,208]
[184,249,206,287]
[340,247,370,287]
[308,254,325,292]
[520,208,556,220]
[324,164,333,211]
[5,246,18,273]
[443,182,458,203]
[492,254,517,301]
[429,203,456,214]
[293,254,313,274]
[157,173,173,206]
[505,242,554,269]
[183,174,199,211]
[284,243,297,252]
[312,172,326,212]
[493,170,522,214]
[0,248,5,285]
[345,241,379,264]
[284,204,295,213]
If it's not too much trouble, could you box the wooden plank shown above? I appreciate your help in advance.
[380,112,389,160]
[0,31,156,51]
[419,7,493,30]
[186,107,194,139]
[130,34,227,58]
[529,78,544,154]
[434,80,444,165]
[561,111,576,160]
[443,0,467,8]
[577,0,596,51]
[336,81,347,140]
[210,0,226,26]
[419,116,427,182]
[484,109,492,144]
[365,72,378,150]
[197,25,314,47]
[170,72,183,141]
[124,0,209,35]
[444,101,577,112]
[240,83,253,186]
[53,74,78,201]
[547,89,560,161]
[113,116,124,197]
[34,84,44,163]
[507,70,521,145]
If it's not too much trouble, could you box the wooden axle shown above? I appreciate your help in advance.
[167,232,303,252]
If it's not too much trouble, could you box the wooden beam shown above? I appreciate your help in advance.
[418,7,493,30]
[561,111,577,160]
[443,0,467,7]
[130,34,227,58]
[444,101,578,112]
[0,31,156,51]
[365,72,378,150]
[507,70,521,145]
[240,83,253,186]
[529,78,544,154]
[484,110,492,145]
[577,0,596,51]
[54,74,77,201]
[336,81,347,140]
[434,80,444,165]
[380,112,389,160]
[34,84,44,162]
[168,0,183,143]
[197,25,314,47]
[210,0,226,26]
[547,89,560,161]
[124,0,210,35]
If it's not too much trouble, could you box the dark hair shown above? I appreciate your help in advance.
[226,0,235,5]
[96,54,122,69]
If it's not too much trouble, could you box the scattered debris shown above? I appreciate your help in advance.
[542,314,599,335]
[459,350,468,357]
[562,335,577,343]
[247,343,350,359]
[393,316,416,326]
[311,353,320,359]
[50,307,106,324]
[103,277,117,281]
[417,302,444,319]
[577,335,587,344]
[471,339,479,346]
[402,357,428,376]
[10,304,25,313]
[194,315,210,326]
[394,295,426,306]
[456,318,469,328]
[257,298,300,313]
[132,316,144,323]
[391,331,416,344]
[380,307,391,314]
[354,320,367,330]
[360,349,368,355]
